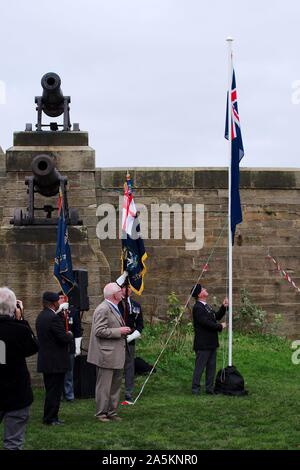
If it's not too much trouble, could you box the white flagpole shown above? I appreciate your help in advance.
[226,37,234,367]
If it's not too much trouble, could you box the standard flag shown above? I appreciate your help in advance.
[121,174,147,295]
[225,69,244,242]
[54,189,75,294]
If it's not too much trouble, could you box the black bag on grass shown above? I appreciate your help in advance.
[135,357,156,375]
[214,365,248,396]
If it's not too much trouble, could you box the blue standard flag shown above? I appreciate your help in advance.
[225,69,244,243]
[121,174,147,295]
[54,190,75,294]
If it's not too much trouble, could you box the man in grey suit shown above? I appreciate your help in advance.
[87,283,131,422]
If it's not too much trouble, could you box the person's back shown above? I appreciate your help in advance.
[35,292,73,426]
[0,315,38,413]
[36,307,71,374]
[0,287,38,450]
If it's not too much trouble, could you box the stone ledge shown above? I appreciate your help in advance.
[13,131,89,146]
[95,168,300,189]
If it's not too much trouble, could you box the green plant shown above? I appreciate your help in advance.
[165,292,190,352]
[234,288,268,334]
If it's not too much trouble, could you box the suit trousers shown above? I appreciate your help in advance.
[192,349,217,394]
[43,372,65,423]
[0,406,30,450]
[95,367,123,418]
[124,343,135,400]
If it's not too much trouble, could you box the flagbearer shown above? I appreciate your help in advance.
[191,284,228,396]
[117,274,144,404]
[57,292,82,402]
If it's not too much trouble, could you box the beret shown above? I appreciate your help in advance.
[42,291,60,302]
[191,284,202,298]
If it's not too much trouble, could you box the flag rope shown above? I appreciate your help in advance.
[267,254,300,293]
[132,222,228,405]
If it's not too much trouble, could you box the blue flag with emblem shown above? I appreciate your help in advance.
[225,69,244,243]
[54,190,75,294]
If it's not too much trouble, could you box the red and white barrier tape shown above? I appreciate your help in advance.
[267,254,300,293]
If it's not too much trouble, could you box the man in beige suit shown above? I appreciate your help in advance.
[87,283,131,422]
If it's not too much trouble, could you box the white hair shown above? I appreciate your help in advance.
[0,287,17,317]
[103,282,121,299]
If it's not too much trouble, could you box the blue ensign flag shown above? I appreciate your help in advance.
[54,191,75,294]
[225,69,244,243]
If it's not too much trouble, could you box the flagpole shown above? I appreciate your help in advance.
[226,36,234,367]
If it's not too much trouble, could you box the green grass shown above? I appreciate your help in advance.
[1,327,300,450]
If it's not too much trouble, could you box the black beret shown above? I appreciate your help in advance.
[191,284,202,298]
[43,291,59,302]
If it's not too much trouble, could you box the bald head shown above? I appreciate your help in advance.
[103,282,123,304]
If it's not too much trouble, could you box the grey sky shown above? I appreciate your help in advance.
[1,0,299,168]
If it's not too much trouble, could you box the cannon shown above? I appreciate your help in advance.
[11,154,81,226]
[35,72,71,131]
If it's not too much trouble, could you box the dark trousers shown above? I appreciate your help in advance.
[0,406,30,450]
[192,349,217,394]
[124,343,135,400]
[43,373,65,423]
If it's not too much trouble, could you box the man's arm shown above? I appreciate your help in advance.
[94,307,122,339]
[50,315,73,344]
[17,322,39,358]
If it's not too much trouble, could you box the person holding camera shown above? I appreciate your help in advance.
[36,291,73,425]
[0,287,38,450]
[191,284,228,396]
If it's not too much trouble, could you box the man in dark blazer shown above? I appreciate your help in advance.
[36,291,73,425]
[191,284,228,395]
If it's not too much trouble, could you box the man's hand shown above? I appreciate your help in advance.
[15,300,24,320]
[221,322,227,329]
[120,326,131,336]
[223,298,229,307]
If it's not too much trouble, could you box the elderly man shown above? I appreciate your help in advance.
[191,284,228,396]
[88,283,131,422]
[0,287,38,450]
[36,291,73,425]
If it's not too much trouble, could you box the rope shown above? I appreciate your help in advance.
[133,221,228,405]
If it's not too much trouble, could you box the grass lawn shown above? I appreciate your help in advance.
[1,327,300,450]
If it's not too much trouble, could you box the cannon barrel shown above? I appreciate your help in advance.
[41,72,64,117]
[31,154,61,197]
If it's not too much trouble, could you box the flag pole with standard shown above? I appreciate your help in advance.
[54,187,75,295]
[214,37,248,396]
[119,172,147,296]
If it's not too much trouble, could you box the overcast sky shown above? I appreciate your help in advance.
[1,0,299,168]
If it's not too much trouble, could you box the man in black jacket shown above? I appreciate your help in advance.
[191,284,228,395]
[119,286,144,404]
[36,291,73,425]
[0,287,38,450]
